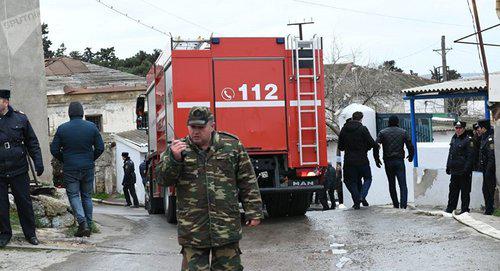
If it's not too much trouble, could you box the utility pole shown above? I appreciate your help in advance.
[433,35,452,82]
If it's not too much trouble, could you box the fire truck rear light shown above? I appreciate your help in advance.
[296,169,318,177]
[211,38,220,44]
[276,38,285,44]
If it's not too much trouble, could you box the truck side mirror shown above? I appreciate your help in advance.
[136,96,148,130]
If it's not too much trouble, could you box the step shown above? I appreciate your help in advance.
[300,127,317,130]
[299,110,316,113]
[301,144,318,148]
[298,75,316,78]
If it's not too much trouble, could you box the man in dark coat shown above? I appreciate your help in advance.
[376,115,414,209]
[139,159,148,187]
[317,162,337,210]
[50,102,104,237]
[445,121,474,214]
[122,152,139,208]
[477,119,496,215]
[0,89,43,247]
[338,111,380,209]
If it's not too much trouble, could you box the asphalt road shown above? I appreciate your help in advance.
[2,204,499,271]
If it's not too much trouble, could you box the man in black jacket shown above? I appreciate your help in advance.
[318,162,336,210]
[445,121,474,214]
[338,111,380,209]
[477,119,496,215]
[0,89,43,247]
[122,152,139,208]
[376,115,414,209]
[51,102,104,237]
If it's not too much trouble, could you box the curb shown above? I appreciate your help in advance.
[452,212,500,240]
[412,207,499,240]
[91,198,144,208]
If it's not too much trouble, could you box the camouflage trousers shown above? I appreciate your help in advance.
[181,242,243,271]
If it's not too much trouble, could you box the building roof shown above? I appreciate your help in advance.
[46,57,147,96]
[115,130,148,147]
[401,73,495,95]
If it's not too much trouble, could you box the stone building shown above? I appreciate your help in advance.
[45,57,147,193]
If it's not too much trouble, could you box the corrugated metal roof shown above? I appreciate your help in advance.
[401,76,486,94]
[115,130,147,146]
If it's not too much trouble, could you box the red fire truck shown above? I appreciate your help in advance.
[136,36,328,223]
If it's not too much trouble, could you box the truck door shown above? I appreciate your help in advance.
[213,59,287,152]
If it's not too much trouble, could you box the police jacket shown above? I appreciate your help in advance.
[446,132,474,175]
[338,121,379,166]
[479,129,495,174]
[122,158,136,185]
[376,126,414,161]
[156,131,264,248]
[0,106,43,178]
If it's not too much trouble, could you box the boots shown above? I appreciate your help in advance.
[75,222,91,237]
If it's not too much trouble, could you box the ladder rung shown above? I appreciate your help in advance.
[298,57,314,60]
[301,162,318,165]
[301,144,318,148]
[298,75,315,78]
[299,92,315,95]
[301,127,317,130]
[300,110,316,113]
[297,41,313,47]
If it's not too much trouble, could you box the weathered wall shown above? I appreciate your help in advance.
[413,142,485,209]
[94,133,116,194]
[0,0,52,183]
[47,90,142,136]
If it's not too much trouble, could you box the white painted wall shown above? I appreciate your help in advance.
[47,99,137,136]
[413,142,484,209]
[115,139,147,205]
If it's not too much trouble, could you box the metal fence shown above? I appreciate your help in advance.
[376,113,433,142]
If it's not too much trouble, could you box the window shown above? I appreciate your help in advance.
[85,114,103,132]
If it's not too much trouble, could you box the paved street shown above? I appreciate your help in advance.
[1,204,499,271]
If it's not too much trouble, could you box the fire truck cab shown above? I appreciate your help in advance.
[136,36,328,223]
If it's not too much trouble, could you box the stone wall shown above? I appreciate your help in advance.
[94,133,116,194]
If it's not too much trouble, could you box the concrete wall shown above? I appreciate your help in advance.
[0,0,52,183]
[47,91,142,136]
[413,142,485,209]
[115,139,146,205]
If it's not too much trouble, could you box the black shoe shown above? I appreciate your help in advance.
[361,199,369,207]
[130,205,140,208]
[75,222,91,237]
[353,204,360,210]
[124,204,132,207]
[0,235,11,248]
[322,205,330,211]
[484,210,493,215]
[445,209,453,214]
[457,210,469,215]
[26,236,39,245]
[393,203,399,208]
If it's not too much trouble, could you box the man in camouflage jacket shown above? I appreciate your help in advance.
[156,106,263,271]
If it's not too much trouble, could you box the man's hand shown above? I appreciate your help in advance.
[170,140,187,161]
[36,168,44,176]
[446,168,450,175]
[375,159,382,168]
[407,155,413,163]
[245,219,261,227]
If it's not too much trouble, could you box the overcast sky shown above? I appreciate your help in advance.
[40,0,500,75]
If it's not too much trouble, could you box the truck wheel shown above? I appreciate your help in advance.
[163,187,177,224]
[288,192,312,216]
[146,180,164,214]
[263,193,290,217]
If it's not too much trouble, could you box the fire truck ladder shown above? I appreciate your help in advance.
[291,36,321,166]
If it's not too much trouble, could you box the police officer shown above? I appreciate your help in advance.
[156,106,263,270]
[445,121,474,214]
[0,89,43,247]
[477,119,496,215]
[121,152,139,208]
[471,123,482,171]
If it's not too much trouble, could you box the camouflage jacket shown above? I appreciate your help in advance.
[156,131,264,248]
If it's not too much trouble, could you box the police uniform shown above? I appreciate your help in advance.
[121,152,139,207]
[478,119,496,215]
[156,107,263,271]
[445,121,474,213]
[0,89,43,247]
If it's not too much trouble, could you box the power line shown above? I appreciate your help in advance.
[293,0,469,27]
[94,0,169,36]
[136,0,213,33]
[395,42,438,61]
